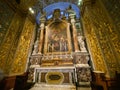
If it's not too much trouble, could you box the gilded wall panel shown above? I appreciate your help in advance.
[83,0,119,77]
[0,0,14,72]
[0,13,23,74]
[0,0,14,45]
[101,0,120,69]
[83,16,107,74]
[10,18,35,75]
[4,14,24,75]
[101,0,120,33]
[107,26,120,71]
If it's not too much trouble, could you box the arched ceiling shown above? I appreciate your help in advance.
[32,0,81,11]
[9,0,82,13]
[33,1,81,12]
[36,2,80,24]
[32,0,82,24]
[6,0,84,22]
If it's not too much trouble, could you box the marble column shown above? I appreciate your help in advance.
[70,16,80,52]
[38,21,45,54]
[44,26,48,54]
[67,23,72,52]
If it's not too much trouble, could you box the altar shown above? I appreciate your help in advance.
[33,66,75,85]
[28,8,91,88]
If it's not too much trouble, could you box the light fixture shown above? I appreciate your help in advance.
[78,2,81,5]
[29,7,34,14]
[31,10,34,14]
[78,0,82,5]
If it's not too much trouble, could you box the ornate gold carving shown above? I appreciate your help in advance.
[87,26,107,73]
[82,0,119,77]
[83,15,107,75]
[107,25,120,67]
[0,13,23,74]
[10,17,35,75]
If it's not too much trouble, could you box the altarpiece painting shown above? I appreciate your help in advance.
[44,20,72,54]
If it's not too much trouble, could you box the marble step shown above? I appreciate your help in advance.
[29,83,76,90]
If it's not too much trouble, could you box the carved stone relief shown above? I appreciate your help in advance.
[77,68,91,82]
[75,55,89,64]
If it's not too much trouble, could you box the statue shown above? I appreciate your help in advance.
[77,33,87,52]
[40,10,46,21]
[32,40,39,55]
[66,5,76,17]
[53,9,61,20]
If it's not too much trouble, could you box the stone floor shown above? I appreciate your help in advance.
[77,87,91,90]
[29,83,91,90]
[29,84,76,90]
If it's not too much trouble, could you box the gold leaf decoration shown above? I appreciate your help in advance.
[10,17,35,75]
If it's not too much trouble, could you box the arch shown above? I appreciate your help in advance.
[36,2,80,24]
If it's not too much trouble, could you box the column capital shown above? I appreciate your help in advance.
[40,23,45,30]
[40,19,46,23]
[71,18,76,24]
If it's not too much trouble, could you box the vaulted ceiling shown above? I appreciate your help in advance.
[5,0,92,22]
[33,0,81,12]
[6,0,82,14]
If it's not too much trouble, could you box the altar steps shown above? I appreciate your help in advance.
[29,84,76,90]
